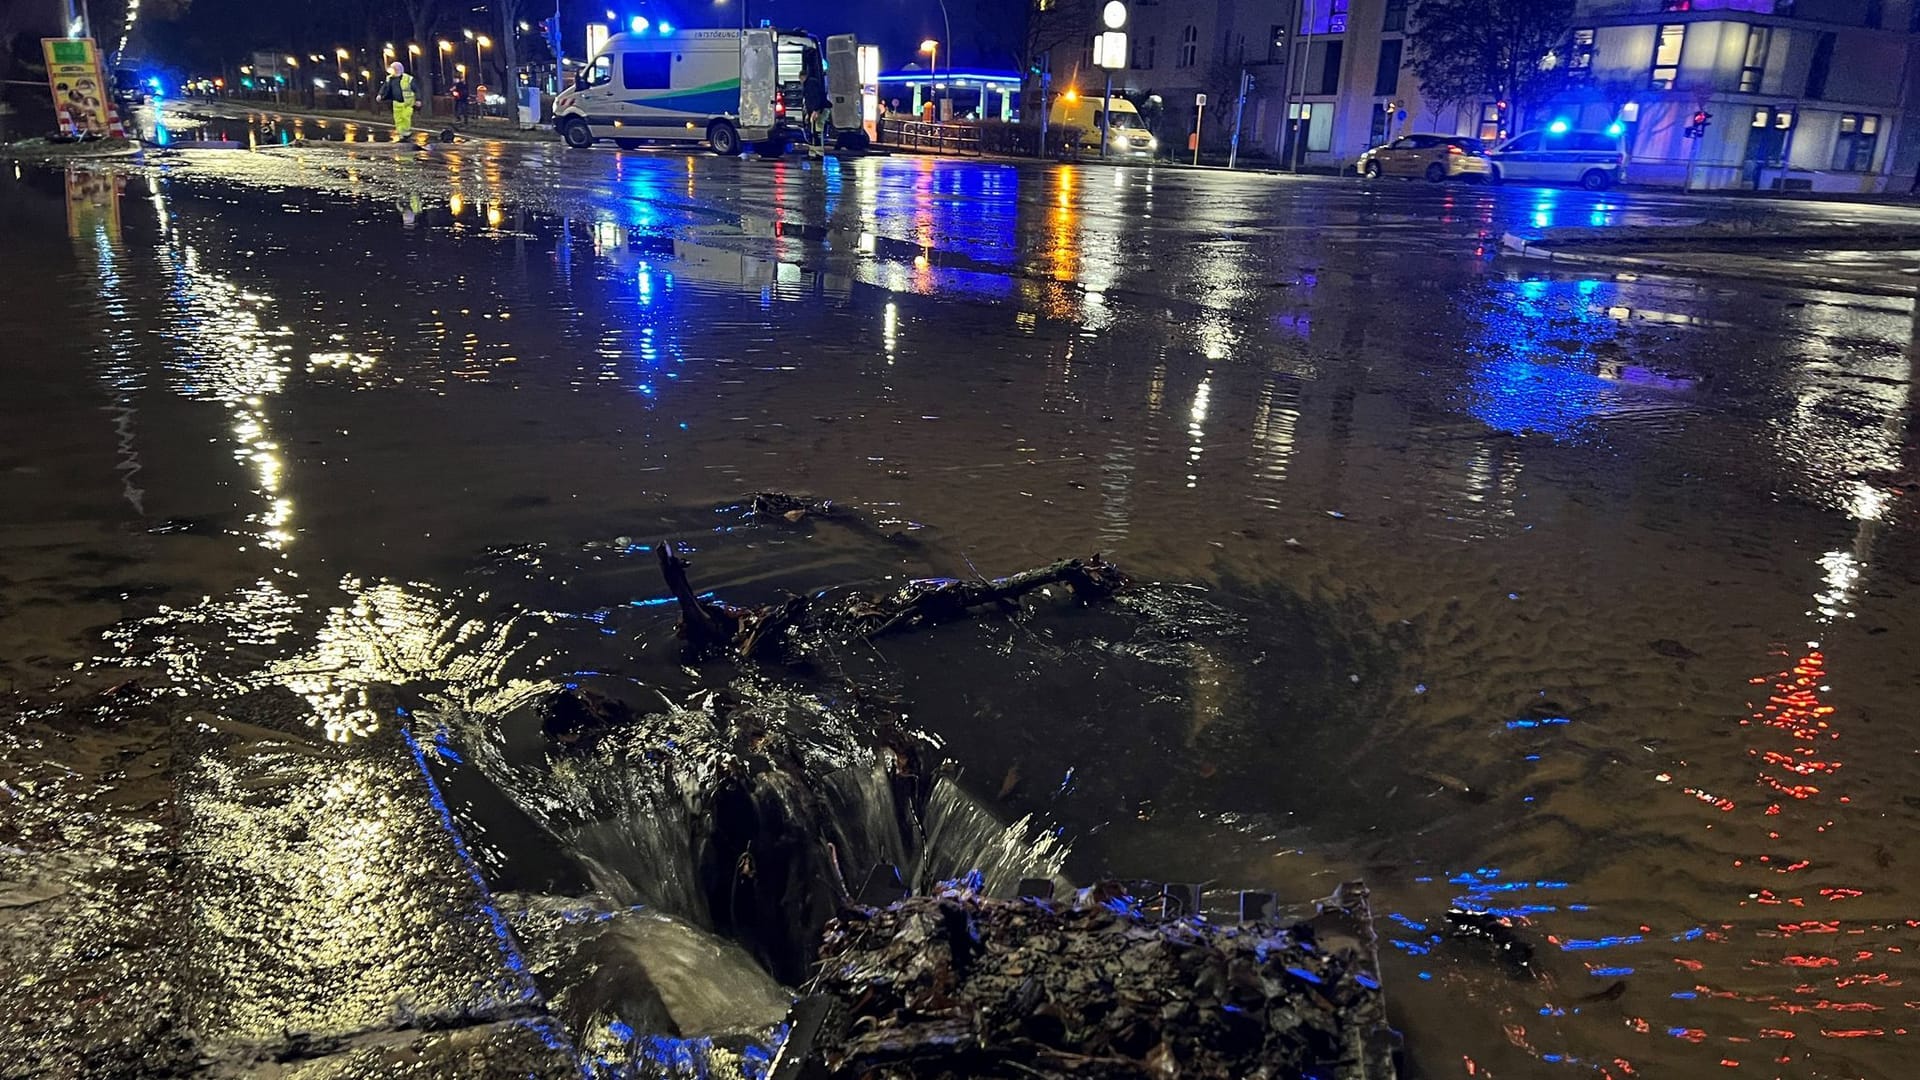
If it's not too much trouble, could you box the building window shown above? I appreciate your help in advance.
[1805,32,1834,97]
[1566,29,1594,81]
[1831,112,1879,170]
[1300,0,1351,35]
[1319,41,1343,94]
[1178,24,1197,67]
[1374,39,1402,95]
[1269,25,1286,62]
[1649,24,1684,89]
[1478,102,1502,141]
[1382,0,1407,32]
[1865,0,1882,27]
[1290,102,1333,151]
[1738,27,1769,92]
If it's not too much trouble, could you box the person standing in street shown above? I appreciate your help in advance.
[801,49,830,156]
[449,77,470,124]
[379,61,420,139]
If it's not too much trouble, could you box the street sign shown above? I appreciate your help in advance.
[1195,92,1207,106]
[1093,31,1127,70]
[1102,1,1128,28]
[42,39,112,136]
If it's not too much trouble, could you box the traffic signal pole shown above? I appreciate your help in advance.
[1228,68,1249,169]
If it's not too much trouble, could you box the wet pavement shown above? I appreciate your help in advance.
[3,113,1919,1078]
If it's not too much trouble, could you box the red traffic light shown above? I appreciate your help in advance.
[1691,110,1710,125]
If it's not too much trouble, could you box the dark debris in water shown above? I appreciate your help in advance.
[1443,907,1536,979]
[658,541,1130,660]
[785,884,1394,1079]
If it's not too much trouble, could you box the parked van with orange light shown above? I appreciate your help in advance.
[1048,91,1156,158]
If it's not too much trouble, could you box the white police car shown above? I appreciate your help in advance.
[1488,126,1628,190]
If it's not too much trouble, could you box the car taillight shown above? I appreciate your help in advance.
[774,100,785,115]
[1448,144,1464,155]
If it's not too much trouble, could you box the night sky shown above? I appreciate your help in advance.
[139,0,1032,77]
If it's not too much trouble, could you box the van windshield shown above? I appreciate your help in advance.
[1096,110,1147,131]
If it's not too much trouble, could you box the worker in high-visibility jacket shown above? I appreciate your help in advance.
[378,61,420,139]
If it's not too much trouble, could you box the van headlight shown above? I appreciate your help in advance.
[1147,136,1157,149]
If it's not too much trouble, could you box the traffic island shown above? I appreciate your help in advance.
[0,135,141,161]
[1501,224,1920,296]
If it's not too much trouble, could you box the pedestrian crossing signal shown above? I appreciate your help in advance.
[1684,109,1711,138]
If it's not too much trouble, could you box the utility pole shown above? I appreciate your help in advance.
[1228,68,1250,168]
[1037,50,1051,157]
[1290,0,1315,171]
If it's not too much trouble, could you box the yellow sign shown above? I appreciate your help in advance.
[65,167,123,241]
[43,38,113,136]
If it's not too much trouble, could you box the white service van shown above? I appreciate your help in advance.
[553,27,864,155]
[1047,93,1156,158]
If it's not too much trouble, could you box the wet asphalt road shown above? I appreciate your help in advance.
[3,108,1919,1078]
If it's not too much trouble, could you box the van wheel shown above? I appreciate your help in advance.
[1425,162,1446,183]
[708,119,742,156]
[1364,160,1382,179]
[562,118,594,149]
[1581,168,1613,191]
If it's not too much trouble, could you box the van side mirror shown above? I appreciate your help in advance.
[574,70,588,91]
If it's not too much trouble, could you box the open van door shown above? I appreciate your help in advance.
[826,34,861,132]
[740,29,777,131]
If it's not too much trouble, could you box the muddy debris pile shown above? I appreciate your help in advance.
[780,884,1394,1080]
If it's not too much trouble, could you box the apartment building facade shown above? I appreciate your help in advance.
[1546,0,1919,191]
[1042,0,1919,190]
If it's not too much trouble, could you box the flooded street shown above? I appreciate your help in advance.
[4,119,1918,1078]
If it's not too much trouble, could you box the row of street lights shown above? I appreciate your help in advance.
[295,34,494,90]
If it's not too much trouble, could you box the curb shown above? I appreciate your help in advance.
[1499,231,1916,297]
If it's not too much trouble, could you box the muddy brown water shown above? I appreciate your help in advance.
[2,144,1917,1078]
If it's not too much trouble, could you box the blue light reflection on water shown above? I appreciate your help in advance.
[1459,275,1635,438]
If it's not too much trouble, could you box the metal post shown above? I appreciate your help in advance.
[1038,57,1050,158]
[1773,110,1797,192]
[1193,98,1204,165]
[1292,0,1315,171]
[1229,69,1248,168]
[938,0,951,115]
[1276,0,1298,159]
[1100,70,1112,158]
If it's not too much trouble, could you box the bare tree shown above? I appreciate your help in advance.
[497,0,525,113]
[1020,0,1096,121]
[1406,0,1572,126]
[402,0,437,113]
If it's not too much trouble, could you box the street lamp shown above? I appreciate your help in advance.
[1093,1,1127,159]
[920,39,938,117]
[438,40,453,83]
[475,35,491,85]
[335,46,349,82]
